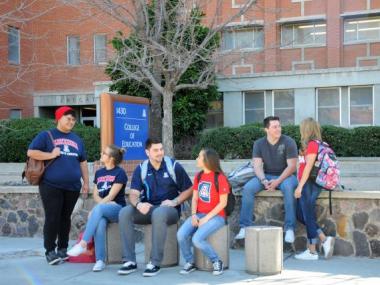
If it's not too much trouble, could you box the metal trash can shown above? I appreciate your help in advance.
[245,226,283,275]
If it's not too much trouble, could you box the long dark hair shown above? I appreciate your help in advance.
[201,147,224,174]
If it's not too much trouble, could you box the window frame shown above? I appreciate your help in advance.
[67,35,80,66]
[222,26,264,52]
[8,26,20,65]
[348,85,374,126]
[271,89,295,125]
[316,87,342,126]
[344,16,380,45]
[243,90,266,124]
[9,109,22,119]
[93,34,107,65]
[280,22,327,49]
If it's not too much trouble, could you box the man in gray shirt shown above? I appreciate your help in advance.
[235,116,298,243]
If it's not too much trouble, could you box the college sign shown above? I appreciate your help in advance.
[100,93,149,161]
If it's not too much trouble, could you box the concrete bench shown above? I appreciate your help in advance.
[245,226,283,275]
[194,224,230,271]
[105,222,179,266]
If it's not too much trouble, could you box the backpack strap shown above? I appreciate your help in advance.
[214,172,219,192]
[140,159,149,182]
[45,130,57,169]
[329,190,333,215]
[164,156,177,184]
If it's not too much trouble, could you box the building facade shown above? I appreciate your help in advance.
[1,0,380,128]
[218,0,380,127]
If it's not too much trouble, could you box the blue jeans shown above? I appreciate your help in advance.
[177,213,225,264]
[239,174,298,230]
[82,203,122,261]
[297,180,323,244]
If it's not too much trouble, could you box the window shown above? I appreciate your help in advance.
[67,36,80,65]
[349,86,373,125]
[222,27,264,51]
[94,34,107,64]
[8,26,20,64]
[344,17,380,43]
[244,91,265,123]
[316,88,340,125]
[273,90,294,124]
[9,109,21,119]
[281,22,326,48]
[206,99,224,129]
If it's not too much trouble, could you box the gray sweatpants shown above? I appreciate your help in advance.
[118,205,179,266]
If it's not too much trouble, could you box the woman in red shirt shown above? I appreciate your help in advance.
[294,117,335,260]
[177,148,230,276]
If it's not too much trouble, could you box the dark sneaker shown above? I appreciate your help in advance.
[143,262,161,277]
[57,248,69,261]
[118,261,137,275]
[45,251,61,265]
[212,260,223,275]
[180,262,197,274]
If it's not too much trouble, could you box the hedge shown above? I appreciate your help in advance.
[193,124,380,159]
[0,118,100,162]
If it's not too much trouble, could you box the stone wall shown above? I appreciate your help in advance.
[1,187,380,258]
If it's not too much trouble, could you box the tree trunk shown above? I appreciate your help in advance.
[149,71,162,139]
[162,89,174,157]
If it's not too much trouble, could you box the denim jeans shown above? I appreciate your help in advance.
[177,213,225,264]
[118,205,179,266]
[296,180,323,244]
[239,174,298,230]
[82,203,122,261]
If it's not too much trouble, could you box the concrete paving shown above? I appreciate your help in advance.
[0,237,379,285]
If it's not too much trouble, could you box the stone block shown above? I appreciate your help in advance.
[195,224,229,271]
[144,223,179,267]
[106,222,122,264]
[245,226,283,275]
[333,238,354,256]
[353,212,369,230]
[353,231,370,257]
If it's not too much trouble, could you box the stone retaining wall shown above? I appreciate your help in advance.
[1,187,379,258]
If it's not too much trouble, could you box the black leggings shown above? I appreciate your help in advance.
[39,183,80,253]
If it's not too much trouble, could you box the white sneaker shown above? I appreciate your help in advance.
[67,243,86,257]
[284,229,295,243]
[322,236,335,259]
[235,228,246,240]
[295,249,319,260]
[93,260,106,272]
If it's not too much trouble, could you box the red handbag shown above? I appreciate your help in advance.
[67,232,96,263]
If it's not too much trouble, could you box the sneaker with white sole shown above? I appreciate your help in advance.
[322,236,335,259]
[212,260,224,275]
[67,243,86,257]
[284,229,295,243]
[234,228,245,240]
[143,262,160,277]
[118,261,137,275]
[93,260,106,272]
[295,249,319,260]
[45,250,61,265]
[180,262,197,274]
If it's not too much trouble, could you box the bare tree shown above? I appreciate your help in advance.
[72,0,257,156]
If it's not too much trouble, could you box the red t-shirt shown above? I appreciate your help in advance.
[193,172,230,218]
[298,140,319,180]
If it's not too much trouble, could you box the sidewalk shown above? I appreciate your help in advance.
[0,237,379,285]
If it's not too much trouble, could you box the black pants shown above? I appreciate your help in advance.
[39,182,80,253]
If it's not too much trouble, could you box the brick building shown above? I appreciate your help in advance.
[1,0,380,127]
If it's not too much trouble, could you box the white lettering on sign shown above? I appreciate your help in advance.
[116,107,127,115]
[124,124,140,131]
[122,140,143,148]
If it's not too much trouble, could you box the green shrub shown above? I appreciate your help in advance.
[193,124,380,158]
[0,118,100,162]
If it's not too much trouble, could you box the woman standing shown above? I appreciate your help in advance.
[294,117,335,260]
[27,106,89,265]
[177,148,229,276]
[67,144,127,272]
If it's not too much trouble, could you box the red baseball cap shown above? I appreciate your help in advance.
[55,106,74,121]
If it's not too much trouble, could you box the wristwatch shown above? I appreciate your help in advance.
[260,178,268,184]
